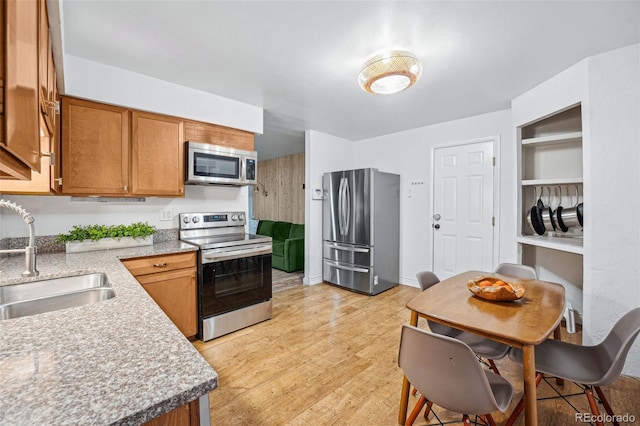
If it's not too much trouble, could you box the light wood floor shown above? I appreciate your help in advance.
[193,283,640,425]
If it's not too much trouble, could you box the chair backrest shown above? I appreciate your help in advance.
[597,307,640,386]
[398,325,510,415]
[494,263,537,280]
[416,271,440,291]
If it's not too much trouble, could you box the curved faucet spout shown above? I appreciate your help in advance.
[0,199,39,277]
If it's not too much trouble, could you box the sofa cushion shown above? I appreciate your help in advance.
[256,220,275,236]
[289,223,304,239]
[272,241,285,257]
[271,221,292,242]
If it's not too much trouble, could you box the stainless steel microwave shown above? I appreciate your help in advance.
[185,141,257,186]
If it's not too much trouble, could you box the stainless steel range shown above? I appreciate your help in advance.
[179,212,272,341]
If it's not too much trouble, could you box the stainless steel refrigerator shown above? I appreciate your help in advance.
[322,168,400,295]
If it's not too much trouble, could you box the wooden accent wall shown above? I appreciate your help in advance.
[253,152,305,224]
[183,120,254,151]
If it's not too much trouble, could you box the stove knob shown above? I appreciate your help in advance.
[182,216,190,224]
[238,214,245,221]
[231,214,238,221]
[192,216,200,223]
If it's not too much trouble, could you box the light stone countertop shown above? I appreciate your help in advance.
[0,241,218,425]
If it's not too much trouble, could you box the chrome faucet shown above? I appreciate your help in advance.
[0,199,39,277]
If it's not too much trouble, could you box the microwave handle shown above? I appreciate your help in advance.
[241,158,246,182]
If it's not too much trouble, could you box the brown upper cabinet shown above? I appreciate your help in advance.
[183,120,254,152]
[1,0,41,175]
[61,97,130,195]
[131,111,185,197]
[0,0,61,189]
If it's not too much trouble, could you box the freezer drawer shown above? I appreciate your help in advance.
[323,259,372,294]
[323,241,373,266]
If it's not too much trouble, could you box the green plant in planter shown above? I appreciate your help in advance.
[57,222,157,243]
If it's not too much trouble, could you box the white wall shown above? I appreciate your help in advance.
[350,110,514,287]
[63,55,263,134]
[584,43,640,376]
[1,185,249,238]
[304,130,355,284]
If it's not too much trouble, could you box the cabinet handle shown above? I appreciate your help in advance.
[123,185,128,192]
[153,262,168,268]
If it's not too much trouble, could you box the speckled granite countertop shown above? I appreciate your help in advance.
[0,241,218,425]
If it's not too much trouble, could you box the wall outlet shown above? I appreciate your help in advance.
[159,210,173,221]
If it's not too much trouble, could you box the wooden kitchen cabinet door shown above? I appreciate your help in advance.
[137,268,198,338]
[144,399,200,426]
[3,0,41,173]
[61,97,130,195]
[131,111,185,197]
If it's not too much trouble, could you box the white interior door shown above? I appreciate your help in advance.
[433,140,494,280]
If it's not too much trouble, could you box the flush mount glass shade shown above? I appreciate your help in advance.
[358,50,422,94]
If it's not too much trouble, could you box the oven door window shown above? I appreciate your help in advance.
[200,254,272,317]
[193,152,240,179]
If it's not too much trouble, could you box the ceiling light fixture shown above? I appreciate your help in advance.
[358,50,422,95]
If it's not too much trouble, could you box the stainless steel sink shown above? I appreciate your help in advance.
[0,273,115,320]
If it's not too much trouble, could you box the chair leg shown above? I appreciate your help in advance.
[488,359,500,375]
[405,395,427,426]
[484,413,497,426]
[585,387,604,426]
[504,372,543,426]
[423,400,433,420]
[411,387,417,396]
[594,386,618,424]
[462,414,471,424]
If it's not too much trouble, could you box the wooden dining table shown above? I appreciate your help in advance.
[398,270,566,426]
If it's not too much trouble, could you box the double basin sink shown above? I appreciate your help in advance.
[0,273,115,321]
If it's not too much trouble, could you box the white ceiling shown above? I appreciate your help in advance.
[59,1,640,160]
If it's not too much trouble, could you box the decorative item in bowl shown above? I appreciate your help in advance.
[467,277,525,301]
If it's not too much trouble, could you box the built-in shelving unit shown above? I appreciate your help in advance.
[516,103,585,325]
[519,104,584,253]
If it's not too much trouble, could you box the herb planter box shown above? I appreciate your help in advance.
[65,235,153,254]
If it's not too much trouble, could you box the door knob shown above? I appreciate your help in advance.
[433,213,441,221]
[434,224,440,229]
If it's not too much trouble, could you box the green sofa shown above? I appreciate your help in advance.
[256,220,304,272]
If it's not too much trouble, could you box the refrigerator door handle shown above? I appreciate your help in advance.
[344,178,350,235]
[338,177,346,236]
[324,242,370,253]
[324,259,369,273]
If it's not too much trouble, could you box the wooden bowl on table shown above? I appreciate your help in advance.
[467,276,525,301]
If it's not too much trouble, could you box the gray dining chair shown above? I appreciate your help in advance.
[505,307,640,426]
[399,325,514,426]
[416,270,511,375]
[494,262,537,280]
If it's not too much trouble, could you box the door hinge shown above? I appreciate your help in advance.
[492,217,495,226]
[492,157,496,166]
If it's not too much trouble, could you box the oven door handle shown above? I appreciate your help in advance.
[202,244,272,263]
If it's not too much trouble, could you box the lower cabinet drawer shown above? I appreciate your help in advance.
[121,251,196,276]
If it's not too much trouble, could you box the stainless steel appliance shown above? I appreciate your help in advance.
[322,168,400,295]
[179,212,272,341]
[185,142,257,186]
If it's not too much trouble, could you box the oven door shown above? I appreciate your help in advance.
[200,252,272,320]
